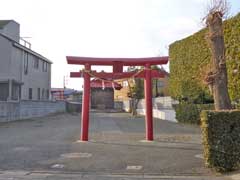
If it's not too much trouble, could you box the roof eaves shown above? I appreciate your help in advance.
[0,32,52,64]
[13,43,53,64]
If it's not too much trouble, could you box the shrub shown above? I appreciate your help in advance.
[174,104,213,124]
[169,13,240,102]
[201,110,240,172]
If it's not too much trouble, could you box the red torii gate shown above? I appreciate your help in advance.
[66,56,169,141]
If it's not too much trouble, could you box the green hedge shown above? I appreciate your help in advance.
[174,104,213,124]
[169,13,240,102]
[201,110,240,172]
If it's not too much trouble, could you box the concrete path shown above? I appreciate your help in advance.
[0,112,237,179]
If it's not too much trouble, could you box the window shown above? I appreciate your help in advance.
[34,57,39,69]
[28,88,32,100]
[24,51,28,75]
[46,89,49,99]
[0,83,9,101]
[37,88,41,100]
[42,61,48,72]
[42,88,45,100]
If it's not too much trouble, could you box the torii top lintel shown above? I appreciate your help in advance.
[66,56,168,66]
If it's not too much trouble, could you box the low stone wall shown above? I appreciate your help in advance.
[0,102,20,122]
[114,101,123,110]
[66,101,82,113]
[137,96,173,109]
[123,100,131,112]
[136,97,176,122]
[136,108,176,122]
[0,100,66,122]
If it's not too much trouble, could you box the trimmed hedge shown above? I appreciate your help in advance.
[169,13,240,102]
[174,104,213,124]
[201,110,240,172]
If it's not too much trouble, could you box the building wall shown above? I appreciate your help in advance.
[0,36,51,101]
[0,35,12,79]
[0,21,20,42]
[9,46,22,81]
[114,77,170,101]
[114,79,134,101]
[19,49,51,100]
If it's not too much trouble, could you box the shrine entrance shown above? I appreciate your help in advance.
[66,56,169,141]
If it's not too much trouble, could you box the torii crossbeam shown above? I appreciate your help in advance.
[66,56,169,141]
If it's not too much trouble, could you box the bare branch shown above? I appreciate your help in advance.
[207,0,230,18]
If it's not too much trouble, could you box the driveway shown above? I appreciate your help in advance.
[0,112,233,179]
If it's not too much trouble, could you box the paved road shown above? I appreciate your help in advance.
[0,112,235,179]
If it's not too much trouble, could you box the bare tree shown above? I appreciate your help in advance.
[126,67,144,116]
[204,0,232,110]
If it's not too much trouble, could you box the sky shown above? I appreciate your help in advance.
[0,0,239,90]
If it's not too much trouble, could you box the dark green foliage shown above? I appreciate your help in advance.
[174,104,213,124]
[169,13,240,102]
[201,110,240,172]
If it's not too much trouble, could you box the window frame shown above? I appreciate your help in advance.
[24,51,28,75]
[33,57,39,69]
[37,88,41,100]
[28,88,32,100]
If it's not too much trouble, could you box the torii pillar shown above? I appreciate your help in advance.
[144,63,153,141]
[81,63,91,141]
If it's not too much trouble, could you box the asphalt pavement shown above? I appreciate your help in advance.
[0,112,237,180]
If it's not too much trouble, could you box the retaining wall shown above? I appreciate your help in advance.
[137,97,176,122]
[0,100,65,122]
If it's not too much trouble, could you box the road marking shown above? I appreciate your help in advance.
[50,164,65,169]
[13,147,31,152]
[195,154,204,159]
[75,140,89,143]
[126,165,143,170]
[139,140,154,143]
[61,152,92,158]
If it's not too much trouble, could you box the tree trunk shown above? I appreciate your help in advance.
[206,12,232,110]
[131,98,140,116]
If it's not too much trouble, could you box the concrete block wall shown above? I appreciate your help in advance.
[114,101,123,110]
[136,109,176,122]
[0,102,20,122]
[123,100,131,112]
[0,100,65,122]
[137,96,173,109]
[125,96,176,122]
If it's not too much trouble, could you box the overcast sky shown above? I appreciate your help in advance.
[0,0,239,90]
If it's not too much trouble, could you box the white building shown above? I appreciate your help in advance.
[0,20,52,101]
